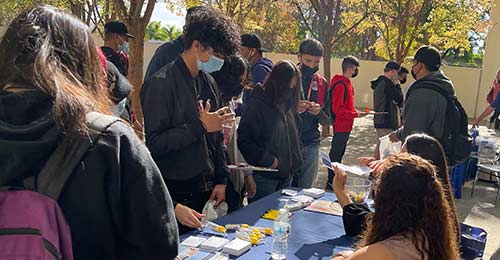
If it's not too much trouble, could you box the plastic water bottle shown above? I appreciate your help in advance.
[271,208,290,260]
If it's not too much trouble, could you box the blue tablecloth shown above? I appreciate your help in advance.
[182,189,355,260]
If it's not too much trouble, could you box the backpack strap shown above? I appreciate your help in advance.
[407,81,453,101]
[36,112,120,200]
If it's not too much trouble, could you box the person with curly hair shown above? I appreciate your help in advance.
[332,154,460,260]
[141,8,240,234]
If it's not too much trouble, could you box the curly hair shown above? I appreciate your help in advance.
[211,55,247,103]
[182,8,240,56]
[358,154,460,260]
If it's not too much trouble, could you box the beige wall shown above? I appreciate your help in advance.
[139,43,483,116]
[0,25,491,117]
[478,1,500,117]
[263,53,481,116]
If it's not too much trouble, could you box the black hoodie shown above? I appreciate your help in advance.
[237,84,303,179]
[0,89,178,260]
[370,75,403,130]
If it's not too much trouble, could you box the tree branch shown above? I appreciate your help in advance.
[292,0,318,39]
[143,0,156,25]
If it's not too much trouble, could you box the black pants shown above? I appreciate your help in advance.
[490,107,500,130]
[326,131,351,190]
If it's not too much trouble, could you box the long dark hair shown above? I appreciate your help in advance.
[262,60,301,112]
[0,5,111,137]
[359,154,460,260]
[404,133,460,237]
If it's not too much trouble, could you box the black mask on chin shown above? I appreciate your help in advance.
[351,68,359,78]
[400,77,407,84]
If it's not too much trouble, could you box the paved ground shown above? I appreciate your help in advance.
[312,115,500,259]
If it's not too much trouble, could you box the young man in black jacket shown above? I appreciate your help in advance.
[141,8,240,234]
[371,61,403,159]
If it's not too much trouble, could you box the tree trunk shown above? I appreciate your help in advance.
[127,21,146,137]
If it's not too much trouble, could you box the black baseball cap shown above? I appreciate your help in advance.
[385,61,400,71]
[241,33,268,52]
[410,45,441,70]
[104,21,135,39]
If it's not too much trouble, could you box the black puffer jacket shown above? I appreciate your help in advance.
[237,84,303,179]
[0,89,178,260]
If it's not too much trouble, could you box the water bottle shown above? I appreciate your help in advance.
[271,208,290,260]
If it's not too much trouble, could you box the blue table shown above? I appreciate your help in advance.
[182,189,355,260]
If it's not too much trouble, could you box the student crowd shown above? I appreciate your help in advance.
[0,4,482,260]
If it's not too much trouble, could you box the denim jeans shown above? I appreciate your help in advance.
[249,174,292,203]
[293,143,320,188]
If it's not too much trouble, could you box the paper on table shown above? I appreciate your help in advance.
[304,200,343,216]
[227,163,278,172]
[180,236,207,247]
[319,151,372,177]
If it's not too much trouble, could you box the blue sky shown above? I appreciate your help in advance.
[150,3,186,29]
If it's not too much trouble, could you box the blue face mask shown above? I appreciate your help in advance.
[118,42,129,54]
[197,54,225,73]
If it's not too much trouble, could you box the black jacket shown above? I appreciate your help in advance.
[0,90,178,260]
[371,75,403,130]
[144,37,184,81]
[141,57,228,192]
[100,46,128,77]
[237,84,303,179]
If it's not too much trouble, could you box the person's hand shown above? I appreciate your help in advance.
[307,102,321,115]
[389,131,399,142]
[298,101,310,114]
[472,118,480,128]
[209,184,226,207]
[358,157,376,167]
[175,204,204,229]
[368,159,385,176]
[271,158,279,169]
[244,175,257,198]
[332,165,347,193]
[199,100,236,133]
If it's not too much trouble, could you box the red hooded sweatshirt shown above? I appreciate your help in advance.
[330,74,358,132]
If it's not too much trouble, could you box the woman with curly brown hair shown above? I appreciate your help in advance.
[332,154,460,260]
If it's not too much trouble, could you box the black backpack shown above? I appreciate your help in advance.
[320,81,347,125]
[407,83,472,165]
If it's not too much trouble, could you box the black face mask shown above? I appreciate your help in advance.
[400,77,407,84]
[411,69,417,80]
[352,68,359,78]
[301,65,319,78]
[497,79,500,84]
